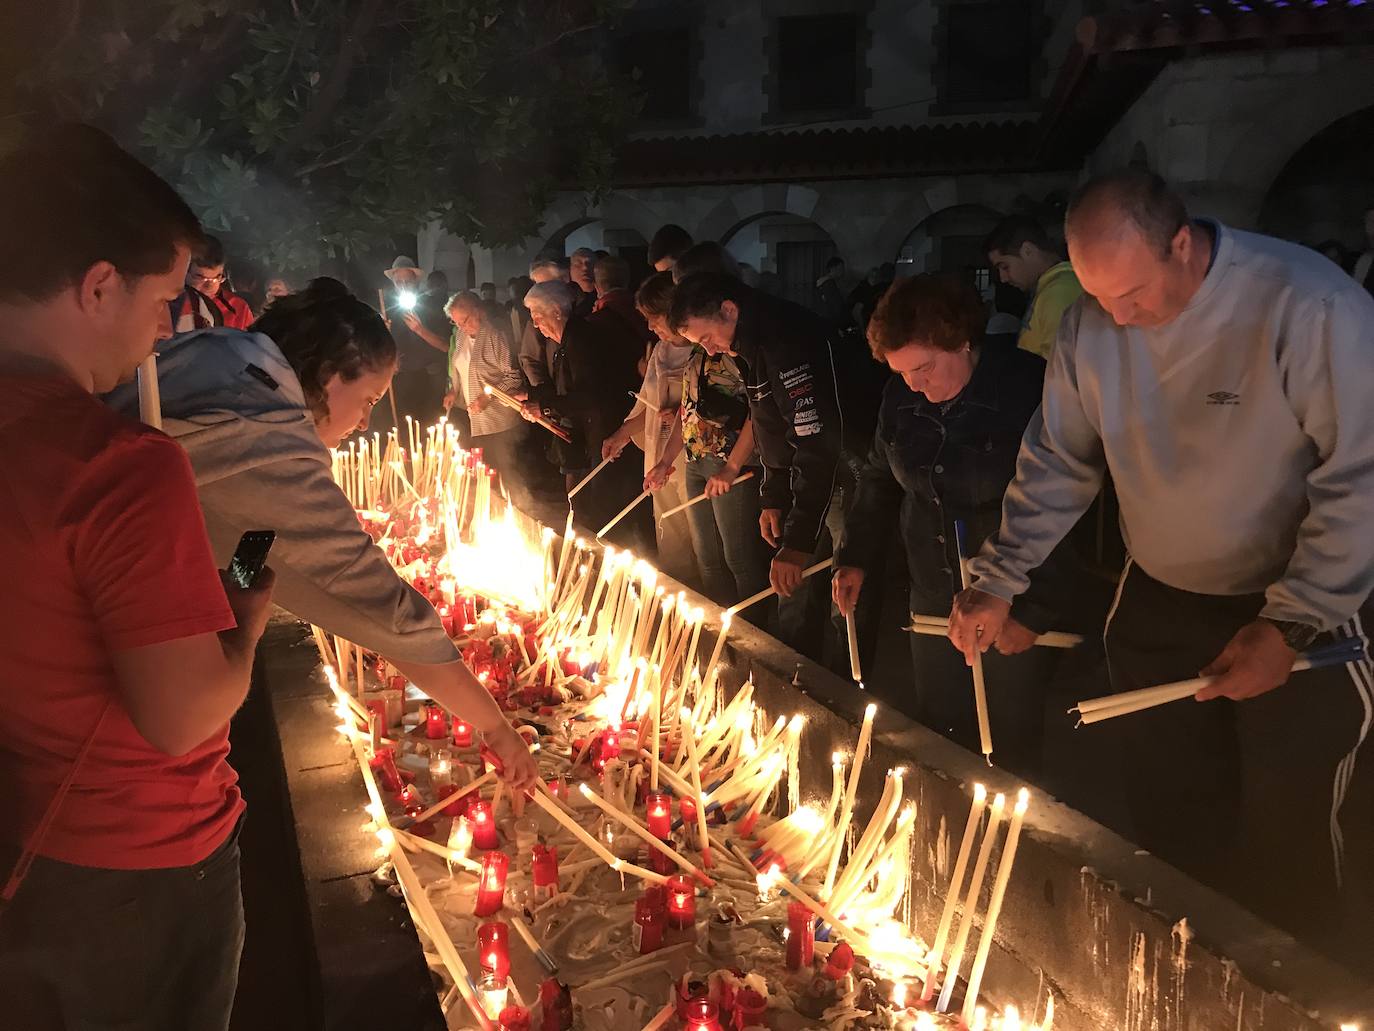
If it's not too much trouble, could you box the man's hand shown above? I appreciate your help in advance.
[643,461,672,492]
[948,588,1011,667]
[220,566,276,648]
[759,508,784,548]
[483,721,539,791]
[442,391,456,411]
[832,566,864,616]
[402,311,422,334]
[770,547,809,598]
[992,618,1038,656]
[703,464,740,498]
[469,393,489,415]
[520,401,542,423]
[1196,620,1297,701]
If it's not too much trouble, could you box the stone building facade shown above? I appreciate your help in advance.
[421,1,1374,303]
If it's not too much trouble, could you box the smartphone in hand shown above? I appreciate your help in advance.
[228,530,276,589]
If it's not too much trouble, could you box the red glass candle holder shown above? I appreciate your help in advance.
[633,894,665,955]
[452,718,474,748]
[538,979,574,1031]
[645,792,672,840]
[683,998,723,1031]
[824,941,854,981]
[474,851,509,917]
[469,799,499,850]
[531,844,560,901]
[368,747,404,794]
[733,988,767,1028]
[679,795,697,827]
[786,900,814,970]
[424,703,449,740]
[600,728,621,763]
[497,1005,530,1031]
[666,874,696,930]
[648,843,675,876]
[478,921,511,980]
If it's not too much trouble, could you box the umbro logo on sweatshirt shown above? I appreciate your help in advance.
[1206,391,1239,405]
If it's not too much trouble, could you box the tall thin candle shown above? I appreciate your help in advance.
[823,702,877,897]
[961,789,1030,1025]
[937,792,1007,1013]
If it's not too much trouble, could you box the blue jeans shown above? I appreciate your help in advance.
[0,819,245,1031]
[683,456,769,607]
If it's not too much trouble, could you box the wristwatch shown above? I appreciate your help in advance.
[1261,618,1320,652]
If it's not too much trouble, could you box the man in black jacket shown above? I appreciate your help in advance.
[670,273,882,667]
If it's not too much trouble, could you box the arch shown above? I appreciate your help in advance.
[694,184,841,249]
[719,209,842,309]
[892,202,1005,282]
[1258,104,1374,249]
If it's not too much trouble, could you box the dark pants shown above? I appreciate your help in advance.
[907,586,1057,779]
[471,424,532,514]
[0,821,245,1031]
[776,479,883,677]
[571,456,654,557]
[683,455,769,607]
[386,367,444,429]
[1104,561,1373,958]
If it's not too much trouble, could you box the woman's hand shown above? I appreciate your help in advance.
[644,461,672,492]
[483,721,539,791]
[832,566,865,616]
[601,427,630,461]
[703,463,740,498]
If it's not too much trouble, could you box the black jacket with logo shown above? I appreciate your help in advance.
[730,286,879,555]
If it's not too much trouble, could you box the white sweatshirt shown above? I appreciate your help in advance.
[969,222,1374,631]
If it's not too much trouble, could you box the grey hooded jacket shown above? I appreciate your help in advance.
[106,327,457,664]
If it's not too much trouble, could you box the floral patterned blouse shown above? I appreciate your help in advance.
[680,349,751,461]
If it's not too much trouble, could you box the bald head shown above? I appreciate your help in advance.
[1066,169,1188,258]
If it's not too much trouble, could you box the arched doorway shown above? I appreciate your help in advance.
[721,211,840,310]
[893,204,1004,285]
[1258,105,1374,259]
[541,218,652,285]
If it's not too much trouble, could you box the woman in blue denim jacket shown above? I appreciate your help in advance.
[833,274,1089,775]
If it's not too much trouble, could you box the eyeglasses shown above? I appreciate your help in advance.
[190,272,226,286]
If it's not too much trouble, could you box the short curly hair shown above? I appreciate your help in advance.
[866,273,984,359]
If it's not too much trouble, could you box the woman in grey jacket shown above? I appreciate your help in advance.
[106,279,536,787]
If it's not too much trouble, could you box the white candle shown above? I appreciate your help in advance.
[701,612,732,696]
[961,789,1030,1026]
[937,792,1007,1013]
[927,783,988,982]
[680,707,713,867]
[578,783,713,885]
[824,702,877,896]
[846,609,862,682]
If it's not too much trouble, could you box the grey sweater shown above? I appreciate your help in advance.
[969,222,1374,631]
[106,328,457,664]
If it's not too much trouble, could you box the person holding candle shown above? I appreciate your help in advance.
[103,278,538,790]
[948,169,1374,956]
[832,274,1100,776]
[668,272,884,673]
[0,126,274,1031]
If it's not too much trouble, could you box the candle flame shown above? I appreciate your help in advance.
[973,782,988,802]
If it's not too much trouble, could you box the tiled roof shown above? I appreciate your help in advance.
[1078,0,1374,54]
[612,121,1042,187]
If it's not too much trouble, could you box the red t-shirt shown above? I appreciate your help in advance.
[0,374,242,869]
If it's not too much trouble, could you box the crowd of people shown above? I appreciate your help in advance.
[1,119,1373,1031]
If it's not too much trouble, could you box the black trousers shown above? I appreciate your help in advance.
[0,819,245,1031]
[1104,561,1373,960]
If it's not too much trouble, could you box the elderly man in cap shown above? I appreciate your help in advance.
[381,255,449,426]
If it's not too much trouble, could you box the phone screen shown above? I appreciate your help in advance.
[228,530,275,589]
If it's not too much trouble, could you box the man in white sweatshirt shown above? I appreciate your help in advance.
[949,169,1374,958]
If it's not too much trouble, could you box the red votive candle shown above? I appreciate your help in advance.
[732,988,767,1028]
[474,851,509,917]
[666,874,696,929]
[424,703,449,740]
[478,921,511,980]
[469,799,499,851]
[679,795,697,827]
[824,941,854,980]
[786,900,814,970]
[452,718,474,748]
[600,728,621,763]
[531,844,560,901]
[368,747,404,794]
[684,998,723,1031]
[538,979,574,1031]
[645,792,672,839]
[633,894,665,954]
[648,843,675,876]
[497,1005,530,1031]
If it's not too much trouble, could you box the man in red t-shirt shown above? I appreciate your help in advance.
[170,234,255,332]
[0,126,273,1031]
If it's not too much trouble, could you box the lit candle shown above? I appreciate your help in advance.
[478,921,511,980]
[424,702,449,740]
[468,799,499,850]
[961,789,1031,1027]
[785,899,813,970]
[701,613,732,695]
[474,850,509,917]
[476,971,508,1019]
[926,784,988,997]
[447,817,473,863]
[666,874,696,929]
[634,893,666,954]
[683,998,722,1031]
[824,702,878,896]
[428,749,454,790]
[732,989,767,1030]
[645,792,673,840]
[452,718,474,749]
[678,794,697,828]
[531,843,560,902]
[937,792,1007,1014]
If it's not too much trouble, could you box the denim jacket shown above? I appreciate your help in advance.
[837,340,1078,633]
